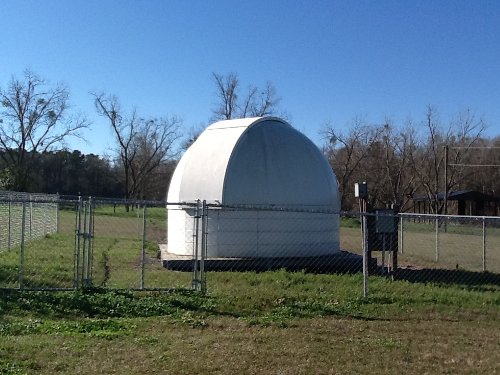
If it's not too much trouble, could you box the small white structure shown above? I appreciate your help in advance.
[167,117,340,258]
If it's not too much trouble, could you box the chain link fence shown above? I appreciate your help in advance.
[162,202,500,293]
[0,191,58,252]
[397,213,500,279]
[1,195,499,293]
[0,196,193,291]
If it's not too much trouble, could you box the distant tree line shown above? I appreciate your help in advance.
[0,71,281,201]
[323,107,500,212]
[0,147,178,200]
[1,70,498,209]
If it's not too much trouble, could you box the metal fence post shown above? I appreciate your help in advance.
[89,197,95,283]
[361,211,368,298]
[85,197,94,287]
[42,198,47,236]
[399,215,404,254]
[200,200,208,294]
[29,195,33,240]
[435,216,439,262]
[192,200,201,291]
[19,202,26,290]
[140,203,147,290]
[8,198,12,251]
[74,196,82,289]
[482,217,486,272]
[56,194,60,233]
[82,199,89,287]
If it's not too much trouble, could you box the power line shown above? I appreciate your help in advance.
[450,146,500,150]
[449,163,500,167]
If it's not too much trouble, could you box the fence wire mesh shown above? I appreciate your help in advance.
[0,195,499,293]
[0,191,58,252]
[397,213,500,279]
[197,206,500,292]
[0,197,194,291]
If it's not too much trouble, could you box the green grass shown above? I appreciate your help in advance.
[340,216,361,228]
[0,272,499,374]
[2,207,500,373]
[0,217,185,290]
[339,219,500,273]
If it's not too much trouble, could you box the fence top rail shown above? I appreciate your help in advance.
[88,198,202,208]
[204,203,341,214]
[0,191,59,203]
[399,212,500,221]
[0,197,59,204]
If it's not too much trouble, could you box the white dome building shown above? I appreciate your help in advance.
[167,117,340,259]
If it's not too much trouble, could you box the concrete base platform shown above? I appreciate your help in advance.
[160,244,374,273]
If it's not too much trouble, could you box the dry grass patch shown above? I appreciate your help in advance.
[1,316,499,374]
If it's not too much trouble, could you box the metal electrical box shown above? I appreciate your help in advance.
[375,209,397,234]
[354,182,368,198]
[367,209,399,253]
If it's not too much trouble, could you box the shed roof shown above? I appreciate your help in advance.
[167,117,339,209]
[413,190,500,202]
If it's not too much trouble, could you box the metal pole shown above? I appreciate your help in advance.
[82,199,89,287]
[435,216,439,262]
[56,194,60,233]
[90,198,95,283]
[381,234,386,275]
[73,201,78,289]
[8,199,11,251]
[140,204,147,290]
[361,200,368,298]
[192,201,201,290]
[42,199,48,235]
[75,196,82,288]
[19,202,26,290]
[200,200,207,294]
[86,197,94,287]
[399,215,404,254]
[443,145,449,232]
[29,195,33,240]
[482,217,486,272]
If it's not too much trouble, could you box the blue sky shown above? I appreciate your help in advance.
[1,0,499,156]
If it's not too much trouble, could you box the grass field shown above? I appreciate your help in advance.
[1,206,500,373]
[339,217,500,274]
[1,272,499,374]
[1,206,499,288]
[0,205,189,291]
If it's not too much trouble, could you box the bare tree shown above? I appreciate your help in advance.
[410,106,486,214]
[379,121,418,211]
[129,117,181,199]
[211,72,281,121]
[241,81,278,118]
[212,73,239,120]
[0,71,88,190]
[181,124,206,151]
[322,117,382,210]
[464,136,500,196]
[92,93,181,205]
[93,93,135,203]
[324,106,488,213]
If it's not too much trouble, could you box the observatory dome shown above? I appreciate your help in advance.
[167,117,339,208]
[167,117,340,258]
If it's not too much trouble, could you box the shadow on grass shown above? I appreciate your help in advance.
[394,267,500,291]
[165,251,376,274]
[0,288,214,319]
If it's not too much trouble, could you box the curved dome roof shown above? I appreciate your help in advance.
[167,117,339,209]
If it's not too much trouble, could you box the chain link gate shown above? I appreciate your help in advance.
[74,197,95,288]
[191,200,208,293]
